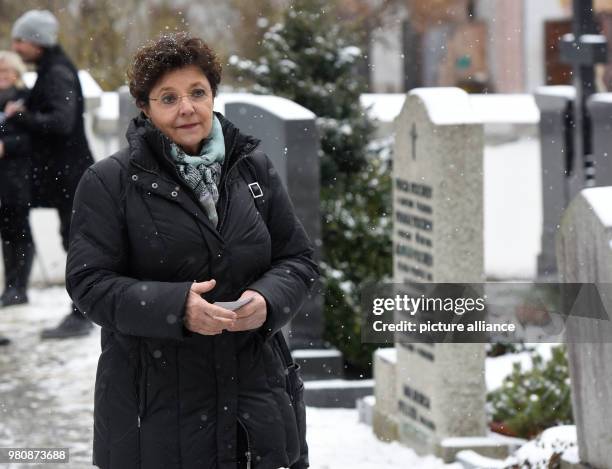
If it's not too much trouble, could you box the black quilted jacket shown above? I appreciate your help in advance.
[66,113,317,469]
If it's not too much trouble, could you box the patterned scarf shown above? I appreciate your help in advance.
[170,115,225,227]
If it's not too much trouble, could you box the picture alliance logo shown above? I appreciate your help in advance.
[371,294,486,316]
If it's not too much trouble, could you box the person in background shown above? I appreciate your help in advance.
[0,50,32,312]
[7,9,95,339]
[66,33,316,468]
[0,51,33,346]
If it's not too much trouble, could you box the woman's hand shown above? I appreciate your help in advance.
[226,290,267,332]
[4,100,25,118]
[184,279,237,335]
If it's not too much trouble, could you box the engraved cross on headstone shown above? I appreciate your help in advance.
[411,123,417,160]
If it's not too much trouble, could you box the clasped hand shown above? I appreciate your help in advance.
[4,100,25,118]
[184,279,267,335]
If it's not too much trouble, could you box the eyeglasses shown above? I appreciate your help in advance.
[148,89,208,108]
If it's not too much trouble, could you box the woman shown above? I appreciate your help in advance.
[66,33,317,469]
[0,50,33,311]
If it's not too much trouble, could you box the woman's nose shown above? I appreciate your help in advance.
[178,96,196,115]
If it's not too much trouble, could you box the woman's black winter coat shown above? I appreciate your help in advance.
[8,46,94,207]
[0,87,32,206]
[66,113,318,469]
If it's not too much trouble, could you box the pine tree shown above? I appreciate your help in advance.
[488,346,573,438]
[230,0,392,371]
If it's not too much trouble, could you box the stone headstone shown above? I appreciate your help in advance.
[557,186,612,469]
[586,93,612,186]
[222,94,324,350]
[363,92,542,279]
[534,86,575,278]
[118,86,140,144]
[372,347,398,442]
[379,88,488,458]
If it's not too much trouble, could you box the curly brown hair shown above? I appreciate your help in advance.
[128,32,222,108]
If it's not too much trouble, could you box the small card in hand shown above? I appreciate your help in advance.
[214,296,253,311]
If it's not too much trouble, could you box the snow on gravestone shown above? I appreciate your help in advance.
[381,88,488,457]
[557,186,612,469]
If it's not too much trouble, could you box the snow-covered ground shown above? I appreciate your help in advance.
[0,288,458,469]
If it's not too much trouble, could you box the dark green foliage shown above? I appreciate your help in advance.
[230,0,392,370]
[488,346,573,439]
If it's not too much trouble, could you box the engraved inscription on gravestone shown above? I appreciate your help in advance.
[395,178,434,282]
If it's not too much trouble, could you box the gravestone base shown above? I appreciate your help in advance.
[292,348,343,380]
[372,347,398,442]
[437,435,525,463]
[294,347,372,408]
[372,408,398,443]
[303,379,373,408]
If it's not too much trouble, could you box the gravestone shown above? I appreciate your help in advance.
[118,86,140,143]
[381,88,488,461]
[363,92,542,279]
[534,86,575,278]
[586,94,612,186]
[557,186,612,469]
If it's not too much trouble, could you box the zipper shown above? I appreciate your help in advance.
[136,341,149,469]
[237,418,252,469]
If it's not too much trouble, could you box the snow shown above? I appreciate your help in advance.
[562,445,580,464]
[455,449,507,468]
[408,87,480,125]
[360,94,406,123]
[214,93,316,121]
[23,70,102,101]
[292,349,342,358]
[535,85,575,99]
[581,186,612,228]
[589,92,612,104]
[96,91,119,121]
[362,395,376,406]
[580,34,607,44]
[307,407,460,469]
[503,425,577,468]
[362,93,539,125]
[484,137,542,279]
[305,379,374,390]
[485,344,555,391]
[375,347,397,363]
[470,94,539,124]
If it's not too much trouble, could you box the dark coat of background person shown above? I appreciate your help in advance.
[66,113,318,469]
[0,87,32,206]
[8,45,93,209]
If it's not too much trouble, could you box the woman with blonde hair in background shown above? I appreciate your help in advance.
[0,50,33,345]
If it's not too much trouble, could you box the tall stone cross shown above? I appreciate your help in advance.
[559,0,607,196]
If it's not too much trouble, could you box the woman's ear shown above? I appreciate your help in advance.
[137,100,150,119]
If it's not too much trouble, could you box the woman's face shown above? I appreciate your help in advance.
[0,60,19,91]
[143,65,214,155]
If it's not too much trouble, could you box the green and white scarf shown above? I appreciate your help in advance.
[170,115,225,227]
